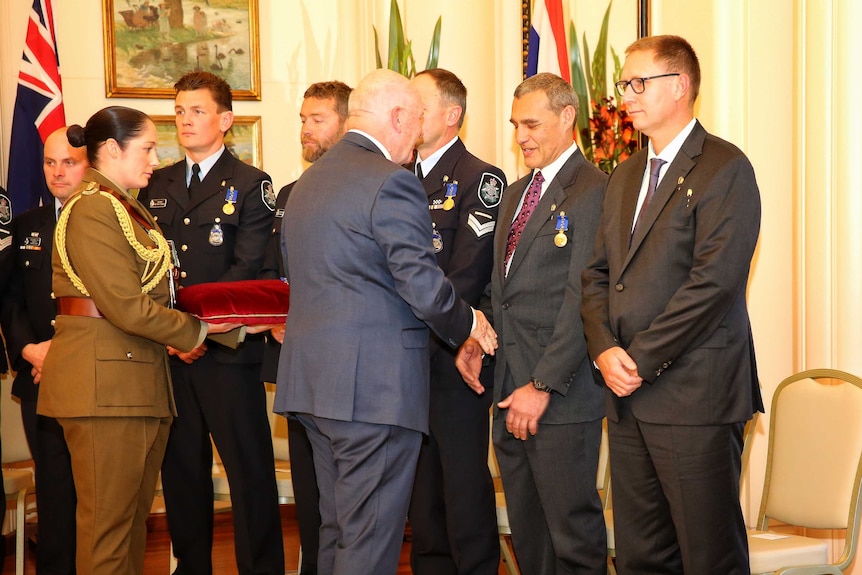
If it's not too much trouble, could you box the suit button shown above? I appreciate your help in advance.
[615,283,624,292]
[153,215,159,222]
[24,260,30,267]
[181,244,188,251]
[50,292,55,299]
[662,362,670,369]
[501,302,510,310]
[50,320,56,327]
[183,218,191,225]
[655,369,662,376]
[180,271,187,279]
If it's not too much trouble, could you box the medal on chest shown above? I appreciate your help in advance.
[554,211,569,248]
[223,185,238,215]
[442,177,457,211]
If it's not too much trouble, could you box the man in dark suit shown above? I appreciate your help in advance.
[274,69,497,575]
[0,127,85,575]
[407,68,505,575]
[458,72,608,575]
[139,71,284,575]
[259,80,352,575]
[580,35,762,574]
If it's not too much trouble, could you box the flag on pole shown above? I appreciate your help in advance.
[5,0,66,221]
[526,0,570,82]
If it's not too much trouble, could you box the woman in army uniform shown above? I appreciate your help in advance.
[38,106,238,575]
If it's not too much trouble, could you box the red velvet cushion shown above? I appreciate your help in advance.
[175,279,290,324]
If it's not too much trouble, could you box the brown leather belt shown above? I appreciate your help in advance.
[56,297,104,318]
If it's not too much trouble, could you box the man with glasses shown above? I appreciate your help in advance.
[582,35,762,574]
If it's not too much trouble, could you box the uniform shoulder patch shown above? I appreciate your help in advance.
[477,172,504,208]
[82,181,99,195]
[0,192,12,225]
[261,181,276,211]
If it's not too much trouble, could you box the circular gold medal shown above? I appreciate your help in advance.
[554,231,568,247]
[222,202,236,216]
[443,197,455,211]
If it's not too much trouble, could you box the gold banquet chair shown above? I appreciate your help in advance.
[1,377,35,575]
[748,369,862,575]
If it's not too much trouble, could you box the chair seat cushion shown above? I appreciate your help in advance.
[748,529,830,574]
[176,278,289,324]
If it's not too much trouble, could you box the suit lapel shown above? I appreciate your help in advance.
[160,162,189,212]
[623,121,706,268]
[496,176,524,284]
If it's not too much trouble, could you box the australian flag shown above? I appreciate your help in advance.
[4,0,65,223]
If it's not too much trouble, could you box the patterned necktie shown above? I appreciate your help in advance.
[631,158,666,240]
[505,170,544,269]
[188,163,202,199]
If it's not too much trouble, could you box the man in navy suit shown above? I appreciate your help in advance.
[274,69,497,575]
[1,127,86,575]
[458,73,608,575]
[581,35,762,574]
[407,68,505,575]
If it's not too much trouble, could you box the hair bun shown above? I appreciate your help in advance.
[66,124,86,148]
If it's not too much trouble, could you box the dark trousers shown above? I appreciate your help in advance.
[287,416,320,575]
[494,416,606,575]
[162,359,284,575]
[409,387,498,575]
[20,397,77,575]
[609,402,747,575]
[298,414,421,575]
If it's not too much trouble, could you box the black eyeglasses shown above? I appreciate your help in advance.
[614,73,680,96]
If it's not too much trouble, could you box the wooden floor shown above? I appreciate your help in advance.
[1,505,513,574]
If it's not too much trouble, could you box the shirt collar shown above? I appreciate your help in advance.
[186,145,226,185]
[415,136,459,177]
[348,129,391,160]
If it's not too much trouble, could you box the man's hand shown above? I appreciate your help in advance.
[269,324,285,344]
[596,346,643,397]
[497,384,551,440]
[456,337,485,394]
[22,341,51,373]
[470,309,498,355]
[167,343,207,364]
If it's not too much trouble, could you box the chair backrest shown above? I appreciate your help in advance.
[757,369,862,569]
[1,375,32,463]
[265,382,290,462]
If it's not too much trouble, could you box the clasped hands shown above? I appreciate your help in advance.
[596,346,643,397]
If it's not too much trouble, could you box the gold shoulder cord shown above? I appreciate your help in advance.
[56,190,173,296]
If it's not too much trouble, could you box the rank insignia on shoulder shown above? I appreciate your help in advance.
[261,181,276,211]
[467,210,496,239]
[0,192,12,225]
[478,172,503,208]
[149,198,168,209]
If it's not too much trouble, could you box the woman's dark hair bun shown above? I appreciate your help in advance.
[66,124,86,148]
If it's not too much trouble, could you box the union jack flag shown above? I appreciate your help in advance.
[5,0,65,221]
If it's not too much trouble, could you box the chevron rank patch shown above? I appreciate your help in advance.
[477,172,504,208]
[467,210,496,239]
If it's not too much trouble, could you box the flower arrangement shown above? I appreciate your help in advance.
[569,0,637,173]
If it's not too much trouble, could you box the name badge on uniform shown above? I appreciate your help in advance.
[209,219,224,246]
[442,176,457,211]
[223,186,238,215]
[432,223,443,253]
[554,211,569,247]
[22,234,42,250]
[149,198,168,209]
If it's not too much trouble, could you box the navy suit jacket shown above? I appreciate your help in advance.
[274,132,473,433]
[581,121,763,425]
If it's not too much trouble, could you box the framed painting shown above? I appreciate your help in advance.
[103,0,261,100]
[152,115,262,169]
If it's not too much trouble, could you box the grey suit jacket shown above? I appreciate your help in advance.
[274,132,473,433]
[488,147,606,425]
[581,121,764,425]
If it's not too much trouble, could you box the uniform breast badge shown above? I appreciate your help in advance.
[223,186,238,215]
[209,218,224,246]
[432,222,443,253]
[554,211,569,247]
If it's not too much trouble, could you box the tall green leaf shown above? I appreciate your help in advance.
[373,26,383,69]
[569,21,591,152]
[590,1,613,101]
[582,33,593,103]
[387,0,405,74]
[425,16,442,70]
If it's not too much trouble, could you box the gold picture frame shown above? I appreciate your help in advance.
[103,0,261,100]
[152,115,262,169]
